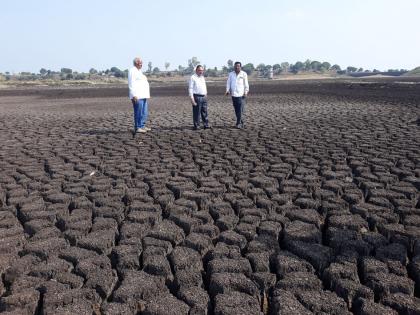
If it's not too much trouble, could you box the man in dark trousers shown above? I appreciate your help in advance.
[188,65,210,130]
[225,61,249,129]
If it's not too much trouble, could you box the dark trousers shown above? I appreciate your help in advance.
[192,95,209,128]
[232,96,245,125]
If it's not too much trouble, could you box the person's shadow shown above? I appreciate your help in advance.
[78,129,131,136]
[78,125,239,139]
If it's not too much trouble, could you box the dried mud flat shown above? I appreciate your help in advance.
[0,79,419,314]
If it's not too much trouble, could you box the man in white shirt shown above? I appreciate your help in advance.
[128,57,151,134]
[225,61,249,129]
[188,65,210,130]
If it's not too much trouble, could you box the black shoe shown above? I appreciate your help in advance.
[204,125,211,129]
[235,124,243,129]
[193,126,200,130]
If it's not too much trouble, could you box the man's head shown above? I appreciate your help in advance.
[133,57,143,69]
[195,65,204,76]
[234,61,241,74]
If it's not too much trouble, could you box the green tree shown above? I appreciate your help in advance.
[89,68,98,74]
[183,57,200,74]
[347,66,357,73]
[310,61,321,71]
[164,62,170,71]
[304,59,312,71]
[273,64,281,74]
[291,61,304,73]
[39,68,47,75]
[110,67,124,78]
[321,62,331,71]
[331,64,341,71]
[75,73,87,80]
[147,62,152,73]
[242,63,254,75]
[61,68,72,74]
[256,63,266,76]
[152,67,160,74]
[188,57,200,68]
[187,57,200,74]
[281,62,290,72]
[227,59,234,71]
[205,68,218,77]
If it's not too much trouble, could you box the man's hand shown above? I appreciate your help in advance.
[132,96,138,103]
[225,91,230,96]
[190,97,197,106]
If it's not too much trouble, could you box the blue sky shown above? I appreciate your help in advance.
[1,0,419,73]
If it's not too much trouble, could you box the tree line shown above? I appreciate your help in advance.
[0,57,410,81]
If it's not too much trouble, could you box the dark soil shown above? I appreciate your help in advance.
[0,78,419,314]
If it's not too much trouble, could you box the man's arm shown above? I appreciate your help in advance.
[243,72,249,96]
[128,69,136,101]
[188,76,197,105]
[225,73,231,95]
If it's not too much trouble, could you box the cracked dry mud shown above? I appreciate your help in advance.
[0,79,419,314]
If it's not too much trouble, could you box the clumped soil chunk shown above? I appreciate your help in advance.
[207,258,252,277]
[0,288,40,314]
[147,219,186,246]
[283,220,322,244]
[382,293,420,314]
[177,286,210,314]
[101,302,134,315]
[209,272,259,298]
[275,271,322,293]
[111,244,141,273]
[77,229,116,255]
[294,290,351,314]
[285,240,332,272]
[375,242,408,265]
[21,237,69,260]
[42,288,101,315]
[113,270,168,304]
[272,251,315,278]
[365,272,415,299]
[354,298,398,315]
[143,254,173,279]
[169,246,203,273]
[213,291,263,315]
[184,232,214,255]
[143,292,190,315]
[271,289,312,315]
[75,255,118,299]
[218,230,248,250]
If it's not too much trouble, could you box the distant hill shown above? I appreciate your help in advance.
[403,67,420,76]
